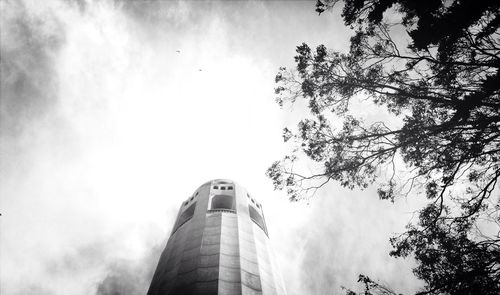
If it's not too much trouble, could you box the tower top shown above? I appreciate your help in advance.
[147,179,287,295]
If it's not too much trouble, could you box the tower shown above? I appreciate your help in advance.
[147,179,286,295]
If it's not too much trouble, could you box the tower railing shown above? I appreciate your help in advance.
[206,208,236,214]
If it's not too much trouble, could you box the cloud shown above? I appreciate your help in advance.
[269,184,423,294]
[96,266,143,295]
[94,243,162,295]
[1,1,422,295]
[15,285,54,295]
[0,0,65,136]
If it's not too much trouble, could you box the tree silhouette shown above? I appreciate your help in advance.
[267,1,500,294]
[342,274,399,295]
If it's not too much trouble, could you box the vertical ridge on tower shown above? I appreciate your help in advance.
[147,179,286,295]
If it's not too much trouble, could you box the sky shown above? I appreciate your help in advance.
[1,0,423,294]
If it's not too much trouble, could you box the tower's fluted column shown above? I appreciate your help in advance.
[147,179,286,295]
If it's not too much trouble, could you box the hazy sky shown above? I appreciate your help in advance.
[1,1,423,294]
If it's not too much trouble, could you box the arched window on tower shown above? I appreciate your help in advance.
[210,195,235,211]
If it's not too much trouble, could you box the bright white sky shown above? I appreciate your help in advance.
[1,1,423,294]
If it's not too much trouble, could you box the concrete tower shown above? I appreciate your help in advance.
[147,179,286,295]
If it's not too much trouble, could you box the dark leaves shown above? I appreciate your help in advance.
[282,127,293,142]
[295,43,312,75]
[273,1,500,294]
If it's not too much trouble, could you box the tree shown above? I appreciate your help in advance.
[267,0,500,294]
[342,274,400,295]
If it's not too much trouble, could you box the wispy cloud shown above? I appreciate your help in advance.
[0,0,65,136]
[1,1,421,294]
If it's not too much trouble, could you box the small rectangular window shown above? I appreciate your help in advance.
[213,186,219,189]
[221,187,226,190]
[228,186,233,190]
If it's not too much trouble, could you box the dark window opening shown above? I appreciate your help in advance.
[221,186,226,190]
[177,202,196,229]
[228,186,233,190]
[211,195,234,210]
[249,205,266,234]
[213,186,218,189]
